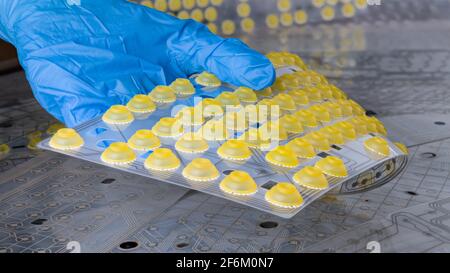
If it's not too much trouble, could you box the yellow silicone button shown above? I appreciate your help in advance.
[372,118,388,136]
[362,116,379,133]
[127,129,161,151]
[220,170,258,196]
[273,94,296,111]
[0,144,10,160]
[348,100,365,116]
[319,126,345,145]
[279,114,304,134]
[221,20,236,35]
[196,98,223,117]
[126,94,156,113]
[195,71,221,87]
[349,117,368,136]
[286,138,316,159]
[241,18,255,33]
[309,105,331,123]
[280,12,294,27]
[216,91,240,107]
[225,110,249,131]
[394,142,408,155]
[175,132,209,153]
[258,121,288,141]
[237,2,251,17]
[244,105,266,124]
[266,14,279,30]
[256,87,273,98]
[364,137,390,157]
[170,78,195,96]
[265,146,299,168]
[148,85,177,103]
[287,89,310,106]
[102,105,134,124]
[330,85,347,99]
[322,102,343,118]
[49,128,84,150]
[176,107,204,126]
[335,100,353,116]
[238,128,270,150]
[257,99,281,119]
[332,121,357,140]
[46,123,65,135]
[205,6,218,21]
[182,158,220,181]
[304,87,322,102]
[277,0,291,12]
[144,147,181,171]
[317,84,333,100]
[304,132,330,151]
[234,87,257,103]
[152,117,184,137]
[321,6,335,21]
[315,156,348,177]
[295,110,318,128]
[101,142,136,165]
[217,139,252,161]
[294,9,308,25]
[293,166,329,189]
[199,119,230,140]
[265,182,303,208]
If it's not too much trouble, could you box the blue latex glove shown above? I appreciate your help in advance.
[0,0,275,127]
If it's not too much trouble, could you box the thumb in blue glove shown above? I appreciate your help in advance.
[0,0,275,127]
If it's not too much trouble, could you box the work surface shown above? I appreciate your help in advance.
[1,0,450,252]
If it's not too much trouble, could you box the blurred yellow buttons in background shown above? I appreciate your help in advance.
[315,156,348,177]
[49,128,84,150]
[175,132,209,153]
[0,144,10,160]
[101,142,136,165]
[221,20,236,35]
[265,146,299,168]
[102,105,134,125]
[241,18,255,33]
[266,14,279,29]
[204,6,218,21]
[237,2,251,17]
[234,87,257,103]
[304,87,322,102]
[127,129,160,151]
[127,94,156,113]
[195,72,221,87]
[220,170,258,196]
[144,147,181,171]
[293,166,329,189]
[148,85,176,103]
[286,138,316,159]
[182,158,220,181]
[309,105,331,123]
[170,78,195,96]
[364,137,390,157]
[294,10,308,25]
[265,182,303,208]
[152,117,184,137]
[217,139,252,161]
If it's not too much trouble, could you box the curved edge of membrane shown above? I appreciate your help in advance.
[329,154,409,195]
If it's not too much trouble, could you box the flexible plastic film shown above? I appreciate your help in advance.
[39,52,408,218]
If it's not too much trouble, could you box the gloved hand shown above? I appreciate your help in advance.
[0,0,275,127]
